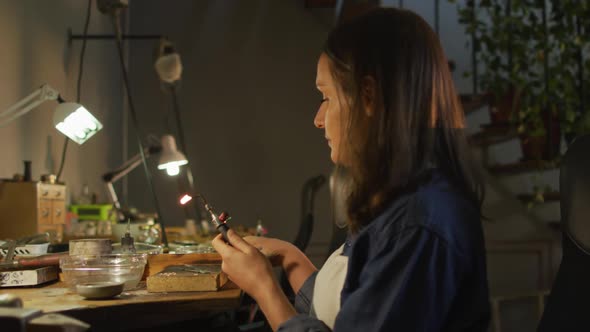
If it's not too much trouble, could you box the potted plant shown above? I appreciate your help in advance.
[527,183,557,209]
[452,0,531,125]
[514,0,590,159]
[512,0,562,160]
[516,95,560,160]
[453,0,583,160]
[548,0,590,144]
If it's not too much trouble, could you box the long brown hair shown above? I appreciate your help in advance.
[325,8,484,233]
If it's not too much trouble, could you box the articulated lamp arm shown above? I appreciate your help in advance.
[102,145,162,215]
[0,84,61,128]
[0,84,102,145]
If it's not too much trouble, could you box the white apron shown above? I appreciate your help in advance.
[311,244,349,329]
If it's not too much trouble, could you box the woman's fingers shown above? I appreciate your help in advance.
[212,233,235,256]
[242,236,261,246]
[213,230,257,256]
[225,229,255,254]
[211,230,277,300]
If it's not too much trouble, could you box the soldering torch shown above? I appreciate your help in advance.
[197,194,230,243]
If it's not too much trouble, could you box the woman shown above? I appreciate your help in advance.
[212,7,490,331]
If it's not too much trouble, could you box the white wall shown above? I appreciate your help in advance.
[0,1,125,203]
[381,0,474,94]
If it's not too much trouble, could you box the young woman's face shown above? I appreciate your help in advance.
[314,53,348,164]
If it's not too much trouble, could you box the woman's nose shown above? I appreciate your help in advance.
[314,106,325,129]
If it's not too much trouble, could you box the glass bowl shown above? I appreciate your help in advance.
[111,243,163,255]
[172,243,216,254]
[60,254,147,291]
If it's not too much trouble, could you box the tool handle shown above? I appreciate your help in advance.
[217,223,230,243]
[18,253,67,267]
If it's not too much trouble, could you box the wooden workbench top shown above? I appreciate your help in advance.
[0,281,241,312]
[0,281,243,331]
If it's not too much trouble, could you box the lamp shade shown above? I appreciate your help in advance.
[155,53,182,84]
[53,102,103,144]
[155,38,182,83]
[157,135,188,176]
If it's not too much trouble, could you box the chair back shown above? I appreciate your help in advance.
[292,175,326,251]
[539,135,590,331]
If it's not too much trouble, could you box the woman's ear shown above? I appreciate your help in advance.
[361,76,377,117]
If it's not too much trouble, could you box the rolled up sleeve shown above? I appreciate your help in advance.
[294,271,318,314]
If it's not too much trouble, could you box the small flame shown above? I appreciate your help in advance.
[179,194,192,205]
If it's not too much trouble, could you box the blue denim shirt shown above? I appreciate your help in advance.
[278,171,490,331]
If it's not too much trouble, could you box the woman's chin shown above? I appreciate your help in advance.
[330,153,351,167]
[330,151,338,164]
[330,152,345,165]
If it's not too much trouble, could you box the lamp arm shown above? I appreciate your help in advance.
[0,84,60,128]
[106,182,121,210]
[107,155,145,183]
[1,89,43,118]
[102,145,162,210]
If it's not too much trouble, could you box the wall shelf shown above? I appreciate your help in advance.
[304,0,337,8]
[488,160,560,176]
[516,191,560,204]
[460,93,488,115]
[469,123,518,147]
[546,221,561,232]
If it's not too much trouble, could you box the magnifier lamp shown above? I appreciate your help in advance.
[0,84,102,144]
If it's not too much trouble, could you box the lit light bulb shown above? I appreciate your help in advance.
[166,164,180,176]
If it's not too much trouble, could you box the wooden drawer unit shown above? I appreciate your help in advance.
[0,182,66,242]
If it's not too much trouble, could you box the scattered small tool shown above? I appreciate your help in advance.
[0,252,67,270]
[119,219,136,254]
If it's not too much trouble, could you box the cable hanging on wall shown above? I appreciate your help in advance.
[56,0,93,183]
[154,38,205,222]
[95,0,170,248]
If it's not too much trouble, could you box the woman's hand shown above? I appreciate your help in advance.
[240,235,318,295]
[212,230,298,331]
[211,229,278,301]
[241,236,290,267]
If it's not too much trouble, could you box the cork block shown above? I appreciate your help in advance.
[146,264,228,292]
[144,253,222,280]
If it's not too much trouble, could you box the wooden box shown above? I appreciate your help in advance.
[0,182,66,242]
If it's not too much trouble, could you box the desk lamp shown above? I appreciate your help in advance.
[102,135,188,216]
[0,84,102,144]
[155,38,205,221]
[156,135,188,176]
[154,39,231,242]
